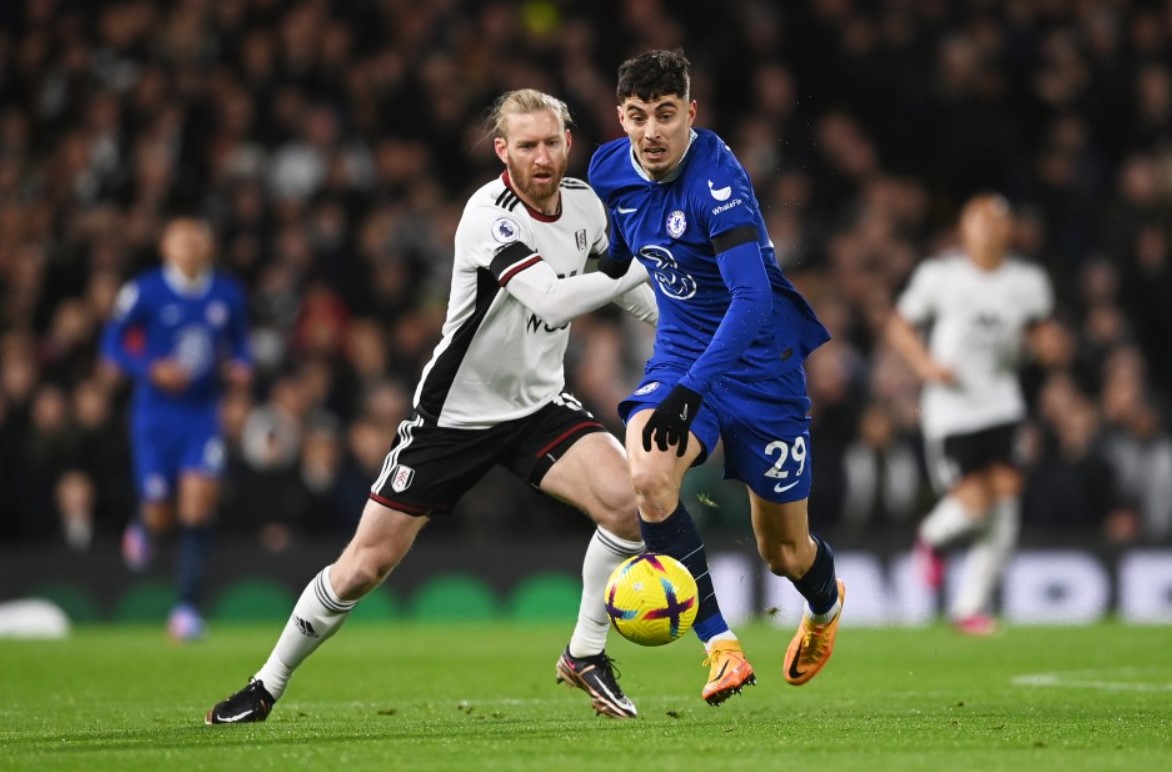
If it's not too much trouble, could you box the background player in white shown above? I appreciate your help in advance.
[886,194,1055,635]
[207,89,658,723]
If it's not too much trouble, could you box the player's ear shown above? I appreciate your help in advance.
[687,99,697,125]
[493,136,508,165]
[563,129,572,153]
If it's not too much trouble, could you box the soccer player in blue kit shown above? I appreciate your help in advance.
[589,49,846,700]
[102,216,252,641]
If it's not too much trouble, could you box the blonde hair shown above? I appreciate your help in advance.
[489,89,572,139]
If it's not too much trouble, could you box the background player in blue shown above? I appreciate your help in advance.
[589,49,846,698]
[101,216,253,641]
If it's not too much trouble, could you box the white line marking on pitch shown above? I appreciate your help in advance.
[1012,671,1172,692]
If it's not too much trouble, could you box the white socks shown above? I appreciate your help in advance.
[255,529,647,699]
[703,630,739,650]
[254,566,356,701]
[919,495,980,548]
[952,497,1020,619]
[809,599,842,625]
[568,527,643,658]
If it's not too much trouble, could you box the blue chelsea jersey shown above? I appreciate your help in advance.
[101,267,252,415]
[588,128,829,393]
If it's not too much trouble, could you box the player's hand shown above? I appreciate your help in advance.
[642,385,702,456]
[150,360,190,393]
[918,361,957,386]
[596,254,631,279]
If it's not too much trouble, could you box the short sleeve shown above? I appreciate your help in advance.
[111,279,146,321]
[1025,265,1055,322]
[896,260,940,325]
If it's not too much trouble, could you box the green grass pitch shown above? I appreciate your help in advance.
[2,621,1169,771]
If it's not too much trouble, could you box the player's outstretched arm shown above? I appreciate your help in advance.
[612,262,658,325]
[595,253,632,278]
[504,258,649,328]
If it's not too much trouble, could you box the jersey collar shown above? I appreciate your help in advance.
[163,263,213,297]
[628,129,697,184]
[500,171,562,222]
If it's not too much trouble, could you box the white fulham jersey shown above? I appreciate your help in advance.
[897,249,1053,439]
[414,173,608,428]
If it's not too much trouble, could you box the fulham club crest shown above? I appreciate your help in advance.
[576,229,587,253]
[391,464,415,493]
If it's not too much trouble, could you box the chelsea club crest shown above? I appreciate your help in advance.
[666,210,687,239]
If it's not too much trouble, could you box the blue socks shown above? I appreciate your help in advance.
[177,524,213,607]
[639,503,729,642]
[794,534,838,615]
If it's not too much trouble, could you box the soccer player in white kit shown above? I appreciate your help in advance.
[886,194,1055,635]
[207,90,658,723]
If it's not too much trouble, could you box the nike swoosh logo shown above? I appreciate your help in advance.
[774,479,800,493]
[215,710,254,723]
[680,404,689,421]
[617,206,638,214]
[788,643,806,680]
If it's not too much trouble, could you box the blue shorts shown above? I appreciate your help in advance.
[619,367,814,504]
[131,409,225,502]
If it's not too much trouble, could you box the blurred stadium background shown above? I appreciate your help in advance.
[1,0,1171,629]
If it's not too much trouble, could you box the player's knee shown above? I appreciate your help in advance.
[333,564,380,599]
[629,464,674,501]
[177,481,219,525]
[333,550,395,598]
[592,493,641,542]
[141,503,173,533]
[177,504,215,527]
[989,465,1023,498]
[951,476,993,516]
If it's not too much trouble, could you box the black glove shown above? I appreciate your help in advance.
[642,385,703,456]
[595,254,631,279]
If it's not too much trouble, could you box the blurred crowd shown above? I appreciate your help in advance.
[1,0,1171,554]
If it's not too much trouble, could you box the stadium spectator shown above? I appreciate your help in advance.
[840,401,924,537]
[1023,391,1130,540]
[21,383,80,541]
[0,0,1167,558]
[1100,365,1172,543]
[55,469,96,552]
[71,376,134,534]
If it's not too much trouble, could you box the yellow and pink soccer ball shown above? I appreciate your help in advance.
[604,553,698,646]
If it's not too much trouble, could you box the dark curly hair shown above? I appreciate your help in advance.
[616,49,691,103]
